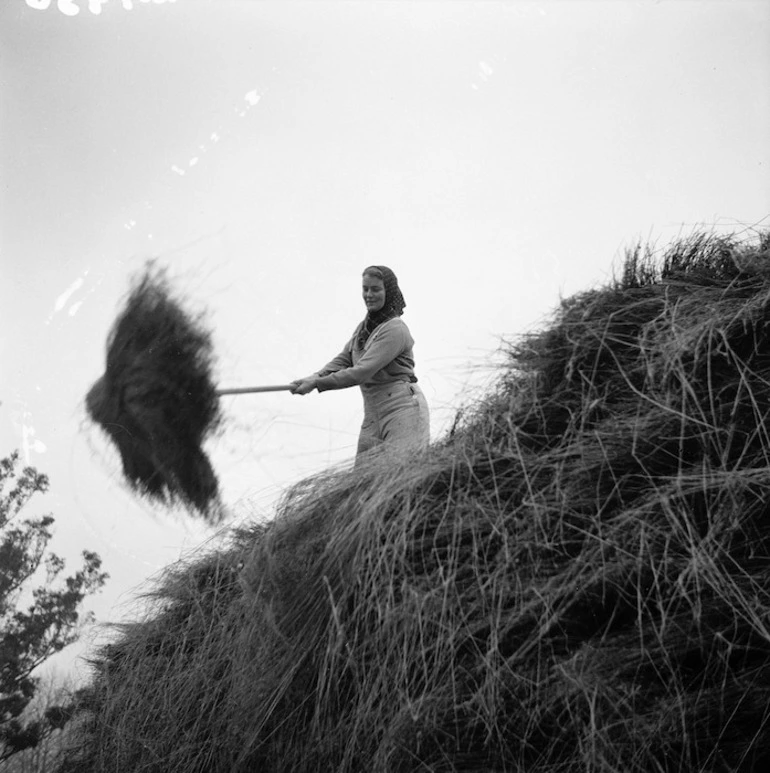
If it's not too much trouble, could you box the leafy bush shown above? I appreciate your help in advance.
[0,453,107,766]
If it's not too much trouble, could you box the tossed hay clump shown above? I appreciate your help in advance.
[62,232,770,772]
[86,265,223,520]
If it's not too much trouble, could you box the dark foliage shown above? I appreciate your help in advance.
[0,452,107,764]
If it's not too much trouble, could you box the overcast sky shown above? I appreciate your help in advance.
[2,0,769,678]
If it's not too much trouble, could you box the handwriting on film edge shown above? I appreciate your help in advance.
[24,0,176,17]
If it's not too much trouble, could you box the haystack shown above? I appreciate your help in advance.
[60,231,770,772]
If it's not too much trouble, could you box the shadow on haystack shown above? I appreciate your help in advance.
[58,231,770,773]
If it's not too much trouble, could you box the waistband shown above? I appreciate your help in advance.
[361,377,417,393]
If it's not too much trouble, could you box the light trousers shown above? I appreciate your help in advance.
[356,381,430,464]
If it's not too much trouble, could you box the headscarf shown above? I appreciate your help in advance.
[357,265,406,348]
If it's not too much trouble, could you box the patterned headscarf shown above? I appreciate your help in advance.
[357,265,406,347]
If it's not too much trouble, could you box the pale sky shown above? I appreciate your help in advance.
[1,0,769,678]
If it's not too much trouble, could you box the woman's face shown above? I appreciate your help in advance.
[362,275,386,312]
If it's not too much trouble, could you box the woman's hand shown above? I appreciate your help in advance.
[290,377,317,395]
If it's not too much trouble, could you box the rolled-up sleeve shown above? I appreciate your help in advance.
[316,323,408,391]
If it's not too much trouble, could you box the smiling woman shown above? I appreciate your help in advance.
[290,266,430,465]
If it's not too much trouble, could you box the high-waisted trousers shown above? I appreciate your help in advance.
[356,381,430,464]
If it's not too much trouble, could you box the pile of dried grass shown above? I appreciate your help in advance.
[61,231,770,772]
[86,265,223,520]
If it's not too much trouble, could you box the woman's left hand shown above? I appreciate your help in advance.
[290,378,317,395]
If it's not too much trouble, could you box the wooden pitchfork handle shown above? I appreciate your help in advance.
[216,384,294,396]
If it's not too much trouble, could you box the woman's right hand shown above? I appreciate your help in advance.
[290,377,317,395]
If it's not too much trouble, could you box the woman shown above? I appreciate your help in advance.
[290,266,430,464]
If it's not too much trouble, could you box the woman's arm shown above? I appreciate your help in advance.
[290,336,355,394]
[316,348,353,377]
[315,322,409,391]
